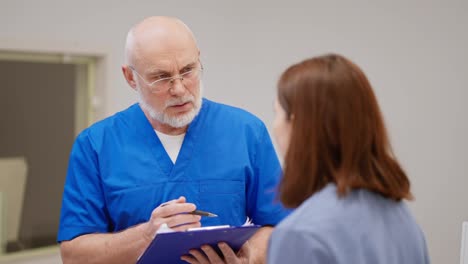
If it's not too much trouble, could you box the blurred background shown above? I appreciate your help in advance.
[0,0,467,263]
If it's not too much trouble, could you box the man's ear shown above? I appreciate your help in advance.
[122,65,137,90]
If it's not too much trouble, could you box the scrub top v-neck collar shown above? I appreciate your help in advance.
[130,101,206,180]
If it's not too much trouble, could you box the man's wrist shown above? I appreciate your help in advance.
[136,222,154,244]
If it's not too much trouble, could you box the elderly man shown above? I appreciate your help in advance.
[58,16,289,264]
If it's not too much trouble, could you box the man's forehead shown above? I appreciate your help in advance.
[139,53,198,73]
[134,39,199,70]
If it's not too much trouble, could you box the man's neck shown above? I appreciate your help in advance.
[154,123,187,135]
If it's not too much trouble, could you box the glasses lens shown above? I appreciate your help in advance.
[183,68,201,84]
[150,66,202,93]
[151,79,171,92]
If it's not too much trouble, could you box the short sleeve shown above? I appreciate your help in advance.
[57,130,109,242]
[247,123,290,225]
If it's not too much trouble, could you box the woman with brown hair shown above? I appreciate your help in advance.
[267,54,430,263]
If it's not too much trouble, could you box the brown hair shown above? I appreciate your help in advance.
[277,54,412,208]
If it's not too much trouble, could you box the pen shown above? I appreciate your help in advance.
[159,201,218,217]
[189,210,218,217]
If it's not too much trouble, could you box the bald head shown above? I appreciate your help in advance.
[125,16,199,67]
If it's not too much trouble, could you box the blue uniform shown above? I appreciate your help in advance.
[58,99,289,242]
[268,184,430,264]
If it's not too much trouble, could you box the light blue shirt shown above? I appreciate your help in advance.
[268,184,430,264]
[58,99,290,242]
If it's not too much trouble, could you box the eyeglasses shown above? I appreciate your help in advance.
[129,63,203,93]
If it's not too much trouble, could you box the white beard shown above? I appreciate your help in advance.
[138,82,203,128]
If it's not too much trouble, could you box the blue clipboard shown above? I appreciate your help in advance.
[136,225,260,264]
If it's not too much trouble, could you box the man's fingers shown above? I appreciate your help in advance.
[201,245,224,263]
[180,254,199,264]
[159,196,186,207]
[152,202,196,218]
[187,249,210,264]
[166,213,201,228]
[218,242,238,263]
[238,240,251,258]
[171,221,202,232]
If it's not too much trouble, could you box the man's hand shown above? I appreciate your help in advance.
[142,196,202,243]
[180,241,251,264]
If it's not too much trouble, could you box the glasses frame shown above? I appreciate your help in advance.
[129,62,203,93]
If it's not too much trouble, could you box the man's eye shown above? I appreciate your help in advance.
[154,74,170,80]
[181,67,194,74]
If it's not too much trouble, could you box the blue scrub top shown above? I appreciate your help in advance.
[58,99,289,242]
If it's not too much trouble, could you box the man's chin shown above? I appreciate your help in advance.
[162,109,197,128]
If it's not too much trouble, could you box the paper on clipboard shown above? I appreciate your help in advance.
[136,225,260,264]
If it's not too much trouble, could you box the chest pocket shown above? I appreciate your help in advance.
[198,180,246,226]
[106,182,172,232]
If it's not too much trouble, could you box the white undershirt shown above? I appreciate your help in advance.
[154,130,185,164]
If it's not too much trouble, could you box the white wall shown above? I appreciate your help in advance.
[1,1,467,263]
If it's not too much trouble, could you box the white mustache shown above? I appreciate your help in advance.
[165,96,194,108]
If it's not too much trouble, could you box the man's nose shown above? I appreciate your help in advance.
[169,77,186,95]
